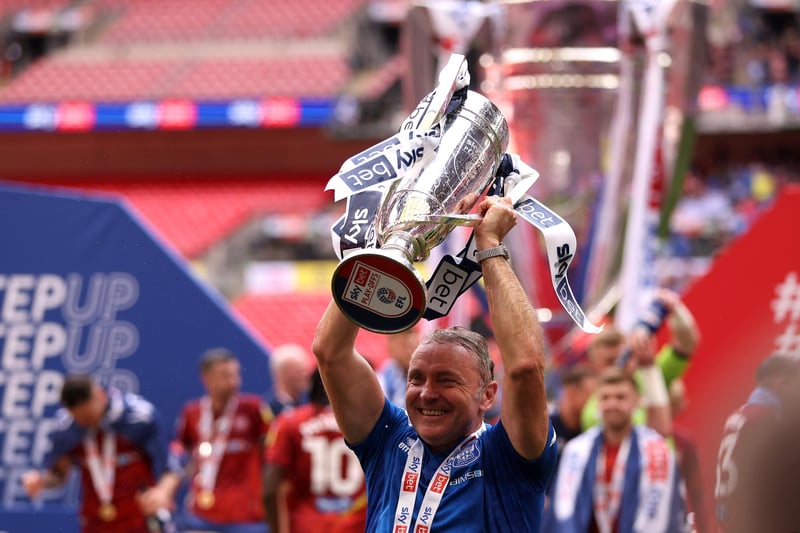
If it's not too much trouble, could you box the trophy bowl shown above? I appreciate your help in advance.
[331,90,509,333]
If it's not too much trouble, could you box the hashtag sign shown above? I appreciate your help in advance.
[772,272,800,322]
[774,323,800,359]
[771,272,800,360]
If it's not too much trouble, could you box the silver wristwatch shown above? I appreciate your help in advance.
[475,243,509,264]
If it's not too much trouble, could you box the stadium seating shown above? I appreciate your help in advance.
[48,180,331,258]
[233,292,390,365]
[167,55,350,100]
[0,53,349,102]
[0,0,361,103]
[0,56,176,103]
[96,0,366,43]
[209,0,367,41]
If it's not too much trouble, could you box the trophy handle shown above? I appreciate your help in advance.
[402,214,483,227]
[331,248,427,334]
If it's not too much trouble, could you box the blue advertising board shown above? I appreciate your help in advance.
[0,182,273,532]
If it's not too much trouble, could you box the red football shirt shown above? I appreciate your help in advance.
[174,394,271,523]
[266,404,366,533]
[589,442,621,533]
[74,431,156,533]
[715,400,781,533]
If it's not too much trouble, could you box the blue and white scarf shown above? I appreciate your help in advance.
[546,425,685,533]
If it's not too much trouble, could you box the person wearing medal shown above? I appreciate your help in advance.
[139,348,272,533]
[544,367,686,532]
[264,368,367,533]
[312,196,558,532]
[21,374,169,533]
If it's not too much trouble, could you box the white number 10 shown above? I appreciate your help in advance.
[302,435,364,496]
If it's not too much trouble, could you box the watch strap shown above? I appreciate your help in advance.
[475,243,509,263]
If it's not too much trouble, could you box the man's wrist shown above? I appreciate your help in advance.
[638,365,669,407]
[475,243,509,264]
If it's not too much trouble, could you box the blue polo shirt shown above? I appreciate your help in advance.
[350,400,557,532]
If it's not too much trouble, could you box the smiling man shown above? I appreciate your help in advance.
[546,367,685,532]
[312,196,557,532]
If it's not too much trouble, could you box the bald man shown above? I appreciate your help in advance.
[268,344,312,416]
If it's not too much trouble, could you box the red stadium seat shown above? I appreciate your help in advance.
[42,180,331,258]
[95,0,367,43]
[233,292,390,365]
[0,56,176,103]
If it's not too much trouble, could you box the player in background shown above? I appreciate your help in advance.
[22,374,169,533]
[715,355,800,533]
[264,368,367,533]
[140,348,271,533]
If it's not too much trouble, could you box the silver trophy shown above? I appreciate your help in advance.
[331,89,509,333]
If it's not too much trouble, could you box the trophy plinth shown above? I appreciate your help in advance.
[332,234,427,333]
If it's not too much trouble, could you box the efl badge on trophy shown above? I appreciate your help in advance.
[326,54,601,335]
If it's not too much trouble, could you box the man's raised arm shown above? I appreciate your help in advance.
[311,301,387,445]
[476,196,549,460]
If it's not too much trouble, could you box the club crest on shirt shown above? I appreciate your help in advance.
[450,440,480,468]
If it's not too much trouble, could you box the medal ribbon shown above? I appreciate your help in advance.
[84,429,116,507]
[392,424,486,533]
[196,396,238,495]
[593,436,632,533]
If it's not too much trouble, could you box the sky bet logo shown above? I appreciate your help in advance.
[555,243,572,280]
[430,473,449,494]
[339,140,430,194]
[340,154,397,192]
[403,471,419,492]
[516,198,563,229]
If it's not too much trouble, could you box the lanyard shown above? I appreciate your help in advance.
[392,424,486,533]
[196,396,238,493]
[84,429,116,505]
[593,436,631,533]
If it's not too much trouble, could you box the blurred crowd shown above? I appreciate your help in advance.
[707,1,800,87]
[660,161,800,292]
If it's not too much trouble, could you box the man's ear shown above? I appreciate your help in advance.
[481,381,499,410]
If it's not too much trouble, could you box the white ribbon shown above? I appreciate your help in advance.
[84,429,116,507]
[616,0,678,332]
[593,436,632,533]
[392,424,486,533]
[325,128,441,202]
[515,195,603,334]
[196,396,238,495]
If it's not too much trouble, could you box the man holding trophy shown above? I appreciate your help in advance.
[315,55,597,531]
[313,193,557,531]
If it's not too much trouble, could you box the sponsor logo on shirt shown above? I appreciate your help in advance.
[449,469,484,486]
